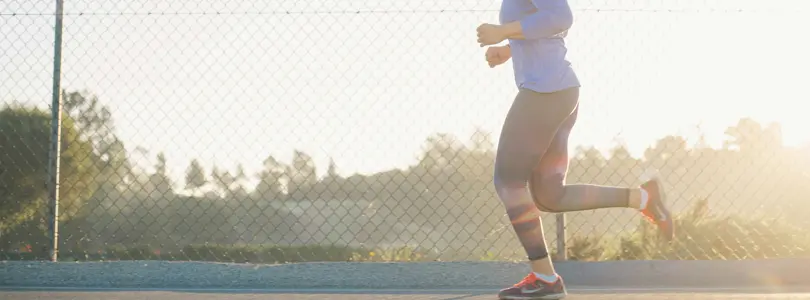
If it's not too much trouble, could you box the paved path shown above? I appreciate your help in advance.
[3,288,810,299]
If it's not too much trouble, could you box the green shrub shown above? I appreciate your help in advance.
[568,198,810,261]
[6,198,807,263]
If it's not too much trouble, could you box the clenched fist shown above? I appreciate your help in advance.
[477,23,507,47]
[485,45,511,68]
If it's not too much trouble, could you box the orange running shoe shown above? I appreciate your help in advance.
[498,272,567,300]
[640,177,675,241]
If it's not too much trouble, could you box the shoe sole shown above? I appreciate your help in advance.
[649,175,674,241]
[500,293,567,300]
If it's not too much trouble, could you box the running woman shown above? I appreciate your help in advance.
[476,0,674,299]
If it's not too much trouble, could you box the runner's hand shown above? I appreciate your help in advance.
[485,45,511,68]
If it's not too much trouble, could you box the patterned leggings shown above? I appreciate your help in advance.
[493,87,630,260]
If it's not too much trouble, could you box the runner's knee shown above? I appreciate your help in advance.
[492,155,533,199]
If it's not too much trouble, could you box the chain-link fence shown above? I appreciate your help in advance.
[2,0,809,263]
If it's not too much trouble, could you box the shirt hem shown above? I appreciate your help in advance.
[517,82,582,94]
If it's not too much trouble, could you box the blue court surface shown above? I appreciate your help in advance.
[4,260,810,299]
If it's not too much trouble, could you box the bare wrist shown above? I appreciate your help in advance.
[500,21,522,39]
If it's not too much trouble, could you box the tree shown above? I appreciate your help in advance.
[63,91,132,187]
[0,105,98,232]
[210,165,227,195]
[605,143,641,186]
[416,133,464,172]
[230,164,248,198]
[59,91,134,226]
[254,155,286,199]
[314,158,344,200]
[148,152,173,197]
[210,164,247,198]
[185,159,207,193]
[723,118,782,155]
[643,135,688,164]
[285,150,317,200]
[234,164,247,184]
[469,127,495,153]
[326,158,339,179]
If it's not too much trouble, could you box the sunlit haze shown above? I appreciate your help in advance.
[3,0,809,188]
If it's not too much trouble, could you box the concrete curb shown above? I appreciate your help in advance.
[1,259,809,289]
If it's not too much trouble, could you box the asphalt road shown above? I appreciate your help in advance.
[3,288,810,299]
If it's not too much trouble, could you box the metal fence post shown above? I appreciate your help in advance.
[555,213,567,261]
[48,0,65,262]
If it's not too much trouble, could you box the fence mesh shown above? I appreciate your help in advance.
[2,0,810,263]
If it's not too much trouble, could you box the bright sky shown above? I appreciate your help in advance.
[2,0,809,187]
